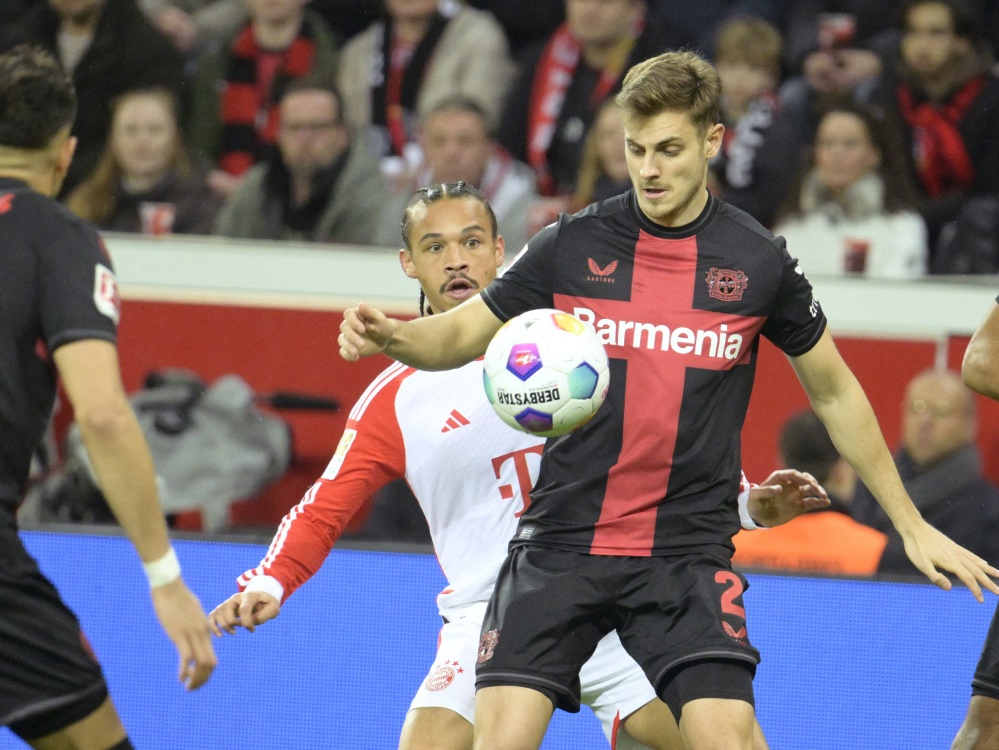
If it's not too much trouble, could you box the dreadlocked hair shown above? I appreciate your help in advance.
[401,181,498,318]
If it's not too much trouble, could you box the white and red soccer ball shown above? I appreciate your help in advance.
[483,308,610,438]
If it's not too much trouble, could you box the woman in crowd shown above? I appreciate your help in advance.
[67,88,222,236]
[773,100,927,280]
[570,99,630,212]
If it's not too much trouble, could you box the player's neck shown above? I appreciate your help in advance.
[0,156,60,198]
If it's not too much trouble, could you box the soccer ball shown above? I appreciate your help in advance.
[483,308,610,438]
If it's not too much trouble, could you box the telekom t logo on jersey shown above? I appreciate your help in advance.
[491,445,544,517]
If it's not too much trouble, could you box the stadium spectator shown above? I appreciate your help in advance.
[852,368,999,578]
[186,0,339,198]
[213,78,395,245]
[733,410,888,575]
[570,99,631,211]
[336,0,513,171]
[773,100,927,279]
[864,0,999,249]
[465,0,565,61]
[0,0,186,197]
[952,296,999,750]
[646,0,783,58]
[777,0,902,140]
[498,0,665,196]
[140,0,246,60]
[65,89,223,236]
[408,96,537,255]
[709,16,804,228]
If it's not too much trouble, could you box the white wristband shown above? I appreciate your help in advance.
[738,486,764,530]
[143,547,181,588]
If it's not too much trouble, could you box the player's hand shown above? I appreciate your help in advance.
[150,577,217,691]
[208,591,281,636]
[747,469,829,528]
[899,521,999,603]
[339,303,399,361]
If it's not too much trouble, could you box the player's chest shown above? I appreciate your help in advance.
[554,230,774,317]
[396,365,543,460]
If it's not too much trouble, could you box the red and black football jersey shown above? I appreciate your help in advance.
[0,178,119,511]
[481,190,826,557]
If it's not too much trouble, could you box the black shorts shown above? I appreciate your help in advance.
[972,600,999,700]
[0,519,109,740]
[475,545,759,714]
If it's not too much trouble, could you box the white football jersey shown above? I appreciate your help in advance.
[239,360,544,619]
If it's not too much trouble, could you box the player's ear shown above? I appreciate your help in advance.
[704,123,724,159]
[56,135,77,176]
[399,248,418,279]
[494,234,505,269]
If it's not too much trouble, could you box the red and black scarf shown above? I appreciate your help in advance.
[218,20,318,176]
[371,12,452,157]
[527,23,636,196]
[896,74,986,197]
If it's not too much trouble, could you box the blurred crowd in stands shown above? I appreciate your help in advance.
[6,0,999,567]
[1,0,997,274]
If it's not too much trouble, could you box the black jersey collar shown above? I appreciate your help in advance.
[628,189,718,240]
[0,177,31,192]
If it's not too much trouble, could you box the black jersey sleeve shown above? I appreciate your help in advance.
[760,237,827,356]
[480,222,559,322]
[39,215,118,352]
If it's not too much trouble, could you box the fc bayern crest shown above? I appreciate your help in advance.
[706,267,748,302]
[423,661,460,691]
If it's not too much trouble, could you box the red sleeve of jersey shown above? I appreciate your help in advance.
[237,364,415,600]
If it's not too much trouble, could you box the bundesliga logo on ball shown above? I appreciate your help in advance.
[483,309,610,438]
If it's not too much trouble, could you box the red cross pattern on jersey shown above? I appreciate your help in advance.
[556,231,766,554]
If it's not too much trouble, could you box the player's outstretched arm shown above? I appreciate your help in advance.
[962,301,999,400]
[53,339,217,690]
[339,297,503,370]
[791,330,999,601]
[209,591,281,635]
[747,469,830,528]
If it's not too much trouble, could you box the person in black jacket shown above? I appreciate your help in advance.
[852,368,999,576]
[1,0,186,196]
[497,0,672,197]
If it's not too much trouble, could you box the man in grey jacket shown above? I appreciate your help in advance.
[214,77,397,246]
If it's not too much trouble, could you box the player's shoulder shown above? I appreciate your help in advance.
[349,361,417,421]
[3,185,104,247]
[562,192,632,228]
[712,200,785,256]
[547,192,636,248]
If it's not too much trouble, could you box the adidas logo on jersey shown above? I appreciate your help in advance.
[573,307,746,360]
[441,410,471,433]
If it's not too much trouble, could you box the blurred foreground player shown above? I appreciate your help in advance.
[209,182,828,750]
[338,52,999,750]
[0,45,215,749]
[953,296,999,750]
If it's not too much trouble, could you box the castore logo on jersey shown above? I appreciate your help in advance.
[586,258,618,283]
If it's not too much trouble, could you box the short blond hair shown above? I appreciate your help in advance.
[714,18,783,79]
[615,50,721,134]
